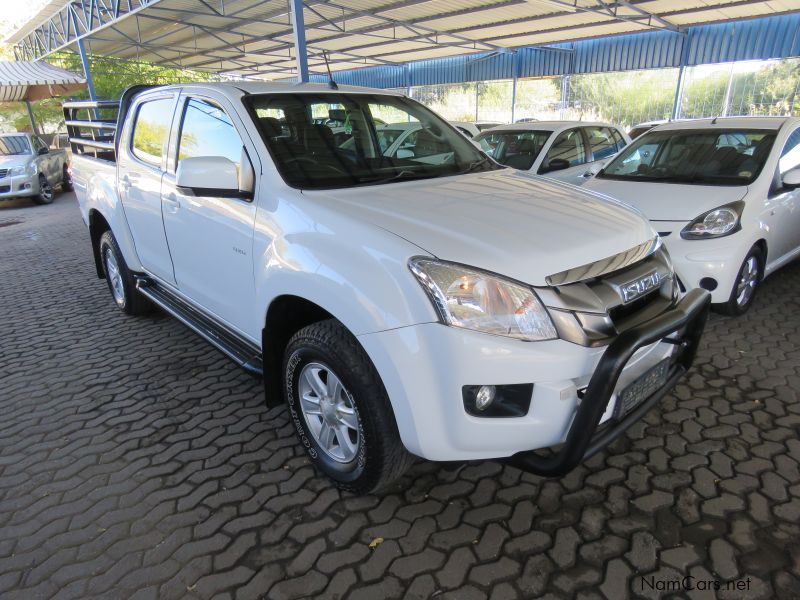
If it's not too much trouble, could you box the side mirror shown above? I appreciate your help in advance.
[176,156,243,198]
[38,146,49,155]
[783,167,800,190]
[396,148,415,159]
[540,158,570,174]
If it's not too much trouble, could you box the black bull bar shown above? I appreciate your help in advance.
[507,288,711,477]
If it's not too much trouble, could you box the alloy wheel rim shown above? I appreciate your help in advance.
[736,256,758,307]
[297,362,360,463]
[104,249,125,306]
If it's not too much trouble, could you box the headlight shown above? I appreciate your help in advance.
[7,165,29,176]
[681,202,743,240]
[409,257,557,341]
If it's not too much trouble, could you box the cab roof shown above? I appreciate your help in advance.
[156,81,405,99]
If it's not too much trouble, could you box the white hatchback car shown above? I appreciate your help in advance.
[584,117,800,315]
[474,121,630,185]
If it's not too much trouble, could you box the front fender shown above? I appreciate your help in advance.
[253,196,439,338]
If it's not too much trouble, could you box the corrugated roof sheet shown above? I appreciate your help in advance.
[0,60,85,101]
[309,12,800,88]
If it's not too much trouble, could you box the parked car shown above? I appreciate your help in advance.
[475,120,503,131]
[65,83,709,492]
[449,121,481,138]
[584,117,800,315]
[628,120,668,140]
[474,121,630,185]
[0,132,71,205]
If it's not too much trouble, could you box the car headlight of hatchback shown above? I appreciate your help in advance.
[681,201,743,240]
[409,257,557,341]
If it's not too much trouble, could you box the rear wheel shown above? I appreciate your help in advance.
[99,230,152,315]
[713,246,763,316]
[283,319,413,493]
[31,174,54,205]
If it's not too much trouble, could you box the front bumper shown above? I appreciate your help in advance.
[358,288,711,467]
[0,174,39,199]
[508,288,710,476]
[656,222,750,303]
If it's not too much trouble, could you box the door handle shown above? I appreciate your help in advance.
[163,194,181,212]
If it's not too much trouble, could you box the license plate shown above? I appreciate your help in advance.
[615,358,671,419]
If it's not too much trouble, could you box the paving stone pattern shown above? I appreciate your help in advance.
[1,194,799,599]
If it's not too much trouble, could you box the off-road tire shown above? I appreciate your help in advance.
[283,319,414,493]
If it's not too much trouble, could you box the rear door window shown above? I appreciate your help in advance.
[132,98,175,167]
[585,126,618,161]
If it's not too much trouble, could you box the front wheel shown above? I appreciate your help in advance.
[283,320,413,493]
[713,246,763,316]
[61,164,73,191]
[31,174,54,205]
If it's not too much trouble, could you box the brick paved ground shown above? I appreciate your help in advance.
[1,193,799,600]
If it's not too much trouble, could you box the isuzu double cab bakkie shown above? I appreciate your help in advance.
[64,83,710,493]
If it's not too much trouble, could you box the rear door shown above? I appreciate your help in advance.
[118,93,178,284]
[536,127,591,183]
[160,93,259,339]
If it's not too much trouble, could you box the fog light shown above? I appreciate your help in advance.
[475,385,496,411]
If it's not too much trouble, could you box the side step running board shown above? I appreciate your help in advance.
[135,277,263,377]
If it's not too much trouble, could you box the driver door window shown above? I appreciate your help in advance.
[539,128,587,174]
[779,128,800,183]
[177,98,242,170]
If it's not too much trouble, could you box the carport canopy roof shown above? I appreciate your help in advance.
[7,0,800,80]
[0,59,86,102]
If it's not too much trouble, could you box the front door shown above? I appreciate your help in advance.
[769,127,800,262]
[161,95,258,340]
[118,94,178,284]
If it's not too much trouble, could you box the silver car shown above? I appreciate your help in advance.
[0,133,71,205]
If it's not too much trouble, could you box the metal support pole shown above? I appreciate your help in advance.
[475,84,480,121]
[76,37,97,101]
[671,64,686,120]
[25,101,40,135]
[290,0,309,83]
[560,75,570,119]
[721,62,735,117]
[511,52,518,123]
[671,37,689,120]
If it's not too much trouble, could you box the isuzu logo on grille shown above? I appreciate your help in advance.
[620,271,665,303]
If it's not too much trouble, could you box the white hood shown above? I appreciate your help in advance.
[583,178,748,221]
[0,155,32,169]
[306,170,654,286]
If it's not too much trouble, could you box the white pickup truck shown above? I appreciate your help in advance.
[65,83,710,493]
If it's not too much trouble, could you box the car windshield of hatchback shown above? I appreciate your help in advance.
[598,128,776,186]
[246,93,500,189]
[0,135,31,156]
[474,130,552,170]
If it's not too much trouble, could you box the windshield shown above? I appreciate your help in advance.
[599,128,775,186]
[474,130,552,170]
[0,136,31,156]
[245,93,499,189]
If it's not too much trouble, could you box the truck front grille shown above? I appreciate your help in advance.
[0,169,8,179]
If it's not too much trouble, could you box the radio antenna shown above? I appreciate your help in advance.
[323,51,338,90]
